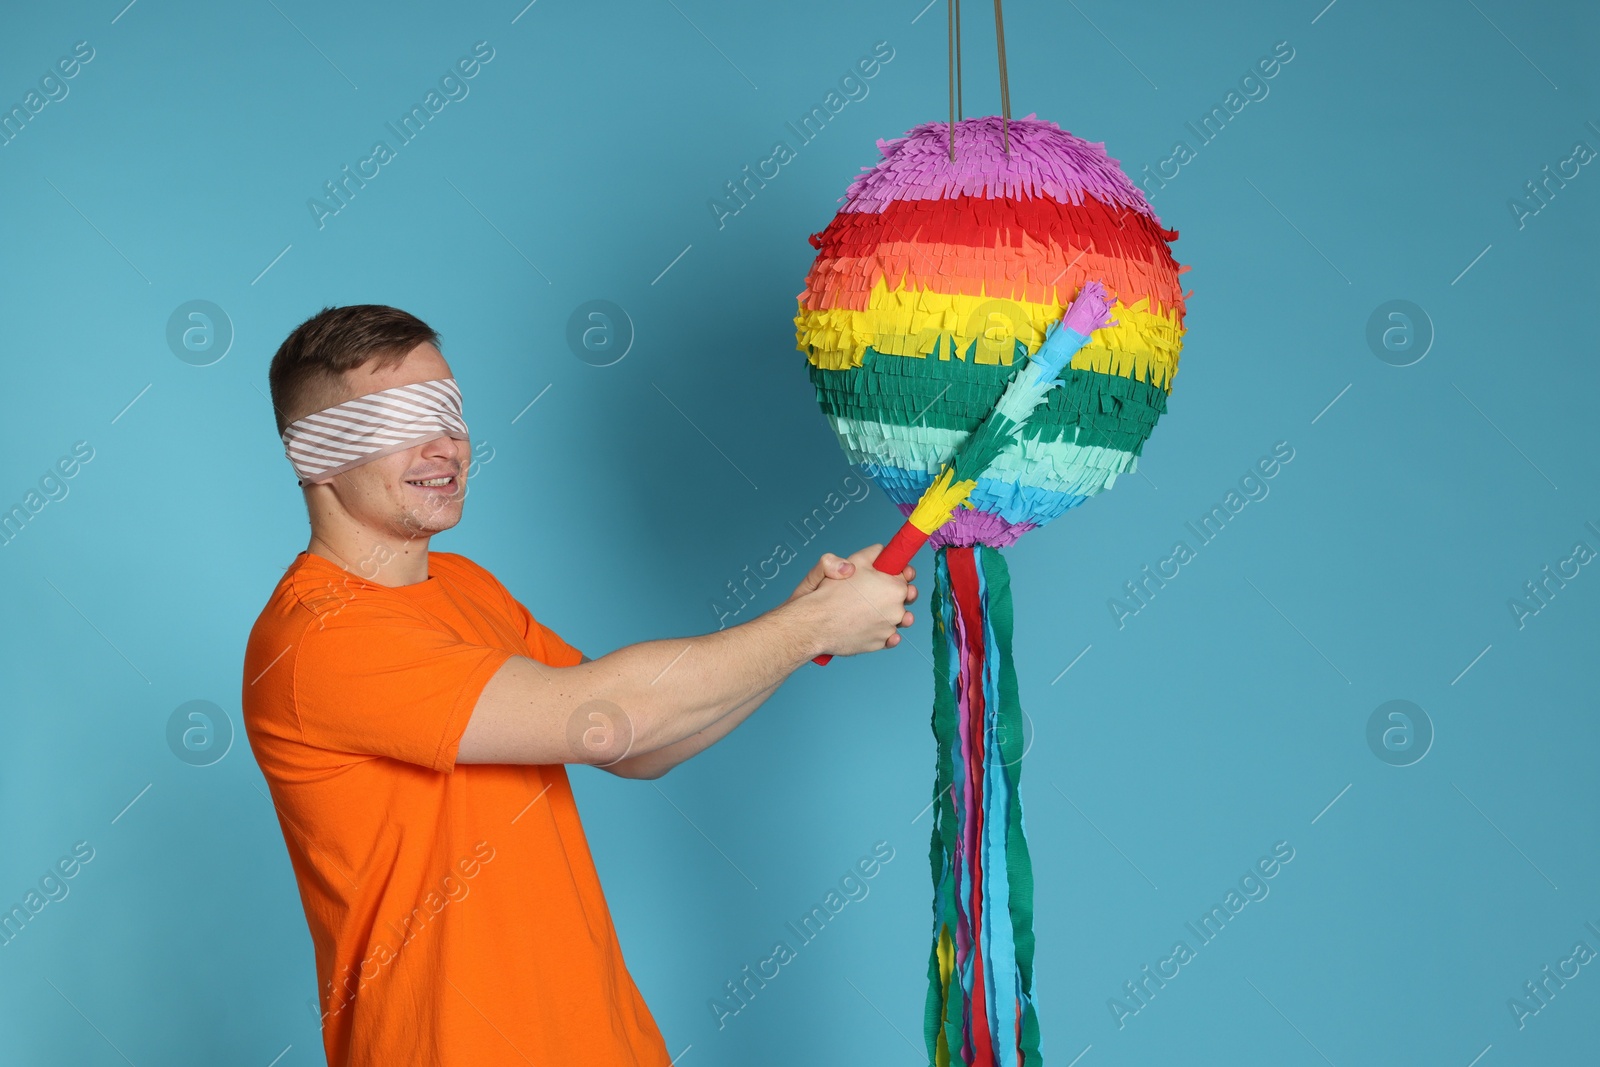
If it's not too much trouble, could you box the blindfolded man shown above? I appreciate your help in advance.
[241,304,915,1067]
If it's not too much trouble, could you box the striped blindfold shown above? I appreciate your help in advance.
[281,377,470,486]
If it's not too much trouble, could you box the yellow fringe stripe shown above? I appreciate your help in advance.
[795,278,1186,392]
[907,468,979,534]
[936,922,955,1067]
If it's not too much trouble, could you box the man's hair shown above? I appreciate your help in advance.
[268,305,440,437]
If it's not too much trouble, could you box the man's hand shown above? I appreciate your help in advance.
[782,545,917,657]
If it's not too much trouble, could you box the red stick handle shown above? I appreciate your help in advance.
[812,521,929,666]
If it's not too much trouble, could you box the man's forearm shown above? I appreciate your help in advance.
[601,679,782,779]
[591,603,815,759]
[461,598,820,766]
[597,550,911,777]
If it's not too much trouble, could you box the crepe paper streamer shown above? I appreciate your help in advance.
[928,545,1039,1065]
[810,280,1114,666]
[792,115,1190,1064]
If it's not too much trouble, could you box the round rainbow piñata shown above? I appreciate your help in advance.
[793,115,1190,1065]
[797,114,1189,547]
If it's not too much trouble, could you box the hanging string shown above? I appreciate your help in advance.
[948,0,1012,162]
[947,0,956,161]
[955,0,963,122]
[947,0,964,159]
[993,0,1011,154]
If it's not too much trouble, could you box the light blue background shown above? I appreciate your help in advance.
[1,1,1596,1064]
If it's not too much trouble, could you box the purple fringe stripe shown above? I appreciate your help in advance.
[839,115,1166,227]
[898,504,1039,549]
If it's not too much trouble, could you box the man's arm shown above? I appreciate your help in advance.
[596,553,917,779]
[597,677,780,780]
[456,546,915,769]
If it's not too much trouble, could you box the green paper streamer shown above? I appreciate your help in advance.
[925,547,1044,1065]
[810,348,1166,455]
[926,547,963,1060]
[982,546,1042,1063]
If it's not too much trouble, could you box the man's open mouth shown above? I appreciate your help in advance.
[406,475,457,489]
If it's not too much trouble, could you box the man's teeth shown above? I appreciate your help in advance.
[411,477,452,486]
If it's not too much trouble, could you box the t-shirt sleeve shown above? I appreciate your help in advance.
[446,553,586,667]
[291,597,514,773]
[508,594,585,667]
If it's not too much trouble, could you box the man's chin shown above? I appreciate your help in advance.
[395,500,464,537]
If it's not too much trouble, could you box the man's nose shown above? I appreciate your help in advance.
[420,434,462,463]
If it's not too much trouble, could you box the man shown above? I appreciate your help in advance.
[240,304,916,1066]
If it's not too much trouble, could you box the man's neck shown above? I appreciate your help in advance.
[306,527,432,587]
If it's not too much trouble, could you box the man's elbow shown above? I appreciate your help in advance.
[597,755,673,780]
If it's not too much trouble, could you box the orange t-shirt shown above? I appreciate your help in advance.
[241,550,671,1067]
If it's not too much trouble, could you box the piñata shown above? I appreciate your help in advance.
[794,114,1190,1064]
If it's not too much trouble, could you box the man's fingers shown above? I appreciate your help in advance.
[903,582,919,606]
[789,552,859,604]
[792,555,834,598]
[794,557,828,596]
[846,543,884,569]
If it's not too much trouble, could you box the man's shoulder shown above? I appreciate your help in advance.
[428,551,507,592]
[242,554,396,675]
[430,553,581,662]
[245,554,320,636]
[262,552,380,623]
